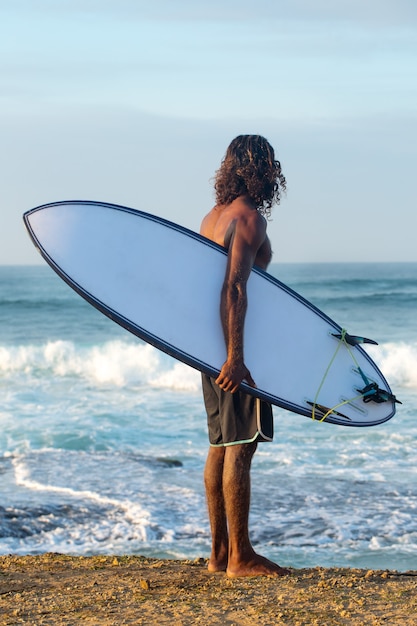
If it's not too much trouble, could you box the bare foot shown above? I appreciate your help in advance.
[226,553,290,578]
[207,556,228,573]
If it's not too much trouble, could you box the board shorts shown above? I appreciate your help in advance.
[201,374,274,447]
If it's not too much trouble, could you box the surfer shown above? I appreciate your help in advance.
[200,135,289,577]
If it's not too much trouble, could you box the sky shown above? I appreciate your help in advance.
[1,0,417,264]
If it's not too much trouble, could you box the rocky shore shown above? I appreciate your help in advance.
[1,554,416,625]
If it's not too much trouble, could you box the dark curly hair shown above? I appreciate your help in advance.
[214,135,286,218]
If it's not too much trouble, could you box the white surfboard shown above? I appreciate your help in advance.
[23,200,398,427]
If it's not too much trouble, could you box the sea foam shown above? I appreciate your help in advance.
[367,341,417,389]
[1,339,414,391]
[0,340,201,391]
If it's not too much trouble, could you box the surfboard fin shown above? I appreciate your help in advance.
[306,401,352,421]
[332,332,378,346]
[357,382,402,405]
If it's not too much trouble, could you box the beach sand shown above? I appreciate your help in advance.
[0,554,416,625]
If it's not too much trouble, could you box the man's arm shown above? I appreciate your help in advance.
[215,213,267,393]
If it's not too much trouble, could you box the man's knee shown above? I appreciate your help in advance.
[226,442,257,464]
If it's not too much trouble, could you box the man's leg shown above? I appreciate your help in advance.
[223,442,289,577]
[204,445,228,572]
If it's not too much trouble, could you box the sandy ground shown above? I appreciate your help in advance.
[0,554,416,625]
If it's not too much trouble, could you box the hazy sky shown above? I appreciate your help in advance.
[2,0,416,264]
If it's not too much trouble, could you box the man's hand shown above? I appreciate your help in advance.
[215,359,256,393]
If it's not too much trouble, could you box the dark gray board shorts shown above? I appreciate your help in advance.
[201,374,274,446]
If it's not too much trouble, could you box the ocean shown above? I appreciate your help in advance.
[1,263,416,571]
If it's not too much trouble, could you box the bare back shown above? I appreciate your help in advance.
[200,197,272,270]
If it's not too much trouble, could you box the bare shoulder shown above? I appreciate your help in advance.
[201,198,267,247]
[200,207,219,240]
[227,202,271,269]
[233,204,267,246]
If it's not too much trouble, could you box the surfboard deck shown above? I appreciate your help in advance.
[23,200,397,427]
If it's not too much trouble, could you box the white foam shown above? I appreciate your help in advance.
[12,455,150,539]
[151,361,200,392]
[0,340,200,391]
[367,341,417,389]
[3,338,416,392]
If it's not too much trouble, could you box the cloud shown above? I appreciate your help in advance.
[6,0,417,26]
[3,3,415,124]
[2,1,416,263]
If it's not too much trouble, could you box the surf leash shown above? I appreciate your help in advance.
[310,329,401,423]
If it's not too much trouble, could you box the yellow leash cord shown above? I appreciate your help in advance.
[311,329,366,422]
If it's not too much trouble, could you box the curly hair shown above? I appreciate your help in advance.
[214,135,286,218]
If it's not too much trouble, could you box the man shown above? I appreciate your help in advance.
[200,135,289,577]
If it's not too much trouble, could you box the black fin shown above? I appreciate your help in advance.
[332,332,378,346]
